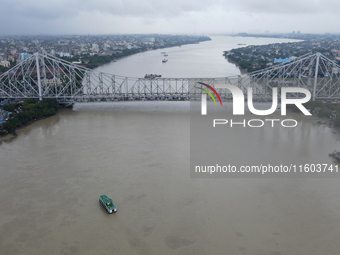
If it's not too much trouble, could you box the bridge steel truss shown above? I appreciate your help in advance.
[1,52,340,103]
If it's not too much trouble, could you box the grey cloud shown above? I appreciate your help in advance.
[1,0,215,19]
[2,0,340,20]
[0,0,340,35]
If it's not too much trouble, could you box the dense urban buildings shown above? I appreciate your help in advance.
[224,33,340,72]
[0,34,210,72]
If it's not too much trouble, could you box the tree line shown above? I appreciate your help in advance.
[0,98,59,135]
[289,100,340,127]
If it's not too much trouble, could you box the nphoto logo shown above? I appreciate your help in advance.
[197,82,223,107]
[197,82,312,128]
[198,83,312,116]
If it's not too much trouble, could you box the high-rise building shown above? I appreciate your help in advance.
[19,53,31,60]
[92,44,99,53]
[61,44,71,54]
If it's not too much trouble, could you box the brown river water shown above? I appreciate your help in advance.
[1,36,340,254]
[0,102,340,255]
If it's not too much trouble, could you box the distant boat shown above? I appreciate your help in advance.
[161,52,166,54]
[237,43,246,45]
[162,59,168,63]
[164,54,168,57]
[145,74,161,79]
[99,195,117,214]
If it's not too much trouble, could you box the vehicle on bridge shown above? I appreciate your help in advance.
[144,74,162,79]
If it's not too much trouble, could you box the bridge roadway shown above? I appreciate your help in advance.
[2,52,340,102]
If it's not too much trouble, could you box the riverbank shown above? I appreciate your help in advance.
[224,34,340,73]
[225,58,248,75]
[62,36,211,70]
[0,106,72,144]
[223,39,306,73]
[0,98,60,137]
[0,116,50,143]
[0,133,16,143]
[290,101,340,145]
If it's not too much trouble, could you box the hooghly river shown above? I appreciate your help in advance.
[1,36,340,255]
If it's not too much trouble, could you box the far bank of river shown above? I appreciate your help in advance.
[94,35,302,78]
[61,36,211,70]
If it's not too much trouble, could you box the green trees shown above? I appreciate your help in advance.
[39,98,59,112]
[2,118,22,134]
[1,98,59,134]
[317,108,332,118]
[17,112,31,125]
[298,100,340,127]
[2,104,16,112]
[334,117,340,128]
[22,98,36,110]
[303,100,323,110]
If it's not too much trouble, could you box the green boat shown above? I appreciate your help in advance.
[99,195,117,214]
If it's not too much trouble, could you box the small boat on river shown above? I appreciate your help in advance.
[99,195,117,214]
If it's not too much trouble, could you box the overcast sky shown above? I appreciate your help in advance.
[0,0,339,35]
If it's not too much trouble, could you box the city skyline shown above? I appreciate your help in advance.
[1,0,340,35]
